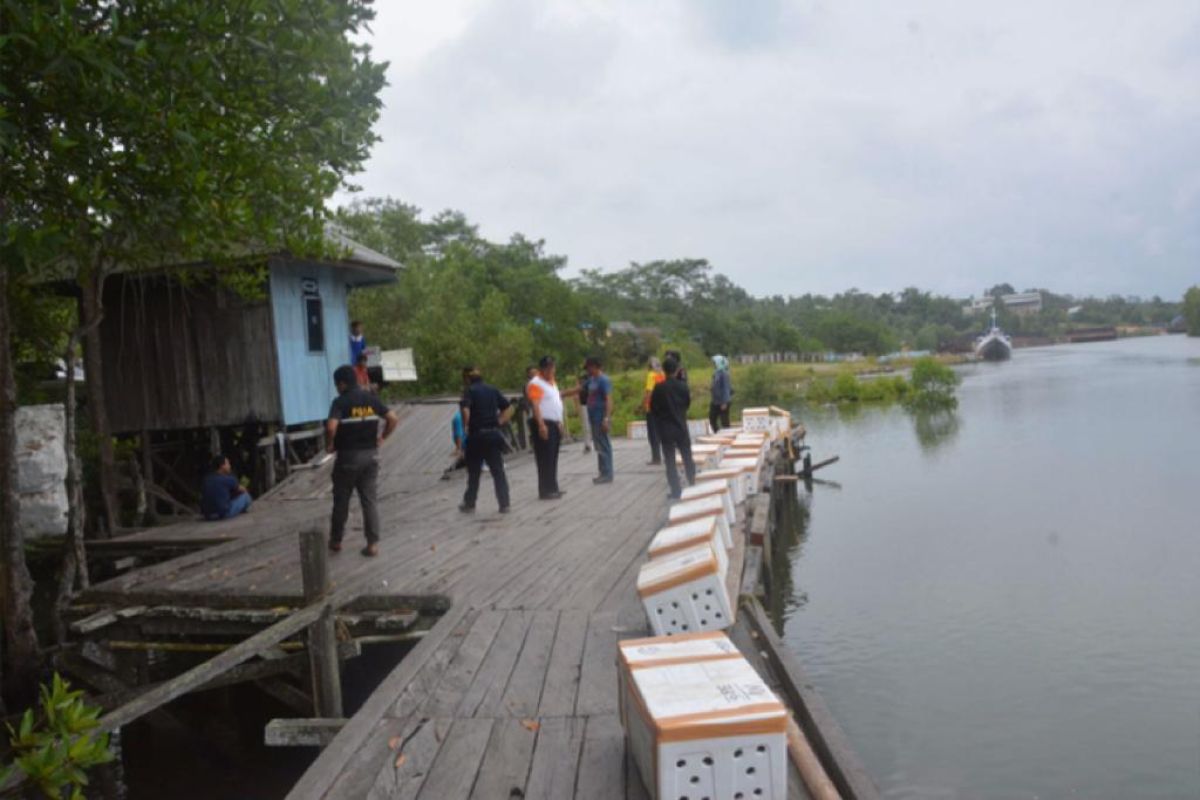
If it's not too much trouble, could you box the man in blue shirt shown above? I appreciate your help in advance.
[458,366,513,513]
[200,455,251,521]
[584,356,614,484]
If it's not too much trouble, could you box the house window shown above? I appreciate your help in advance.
[305,296,324,353]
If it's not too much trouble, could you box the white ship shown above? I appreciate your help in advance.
[974,309,1012,361]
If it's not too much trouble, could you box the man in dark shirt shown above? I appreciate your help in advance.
[200,455,251,521]
[459,365,514,513]
[325,365,399,556]
[650,356,696,499]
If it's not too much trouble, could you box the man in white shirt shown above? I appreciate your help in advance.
[526,355,578,500]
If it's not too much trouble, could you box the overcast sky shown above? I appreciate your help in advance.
[344,0,1200,300]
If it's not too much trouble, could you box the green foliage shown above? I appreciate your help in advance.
[906,356,960,411]
[2,674,113,799]
[340,199,602,394]
[738,364,779,406]
[1183,286,1200,336]
[2,0,387,285]
[805,371,910,405]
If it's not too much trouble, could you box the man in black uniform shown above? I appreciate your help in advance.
[650,356,696,499]
[459,365,514,514]
[325,365,399,556]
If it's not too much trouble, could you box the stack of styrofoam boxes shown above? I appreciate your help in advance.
[714,453,762,497]
[618,632,790,800]
[686,419,713,437]
[628,420,648,440]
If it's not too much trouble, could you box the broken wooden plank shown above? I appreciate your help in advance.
[264,717,347,747]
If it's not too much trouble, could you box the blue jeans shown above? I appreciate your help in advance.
[590,414,613,478]
[207,491,251,521]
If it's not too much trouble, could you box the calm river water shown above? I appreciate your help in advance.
[781,335,1200,799]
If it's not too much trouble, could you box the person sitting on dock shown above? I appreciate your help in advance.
[441,407,468,480]
[200,455,252,521]
[650,356,696,499]
[326,365,399,557]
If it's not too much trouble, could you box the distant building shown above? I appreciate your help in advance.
[606,320,662,340]
[963,291,1043,316]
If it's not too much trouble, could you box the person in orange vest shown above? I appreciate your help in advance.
[642,356,666,464]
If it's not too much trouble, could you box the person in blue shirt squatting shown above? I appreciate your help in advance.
[441,407,468,480]
[584,355,615,484]
[200,455,252,521]
[326,364,399,557]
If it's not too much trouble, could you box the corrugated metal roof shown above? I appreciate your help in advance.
[323,223,403,270]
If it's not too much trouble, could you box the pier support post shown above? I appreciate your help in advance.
[299,526,343,719]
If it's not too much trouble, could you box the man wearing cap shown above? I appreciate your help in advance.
[458,365,513,513]
[325,365,399,556]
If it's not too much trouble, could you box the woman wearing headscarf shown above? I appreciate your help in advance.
[709,355,732,432]
[642,356,666,464]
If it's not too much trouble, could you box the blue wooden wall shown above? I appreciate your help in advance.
[269,259,352,426]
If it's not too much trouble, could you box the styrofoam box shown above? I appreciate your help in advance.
[714,457,761,496]
[628,420,648,440]
[649,516,728,577]
[740,407,772,433]
[694,468,746,505]
[678,444,722,470]
[616,631,740,728]
[695,434,735,446]
[687,419,713,437]
[625,655,789,800]
[667,495,732,550]
[679,481,736,528]
[637,543,733,636]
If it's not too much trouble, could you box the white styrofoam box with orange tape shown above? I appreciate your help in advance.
[648,516,728,577]
[740,407,772,434]
[695,434,735,447]
[687,419,713,437]
[628,420,648,440]
[637,543,732,636]
[616,631,740,728]
[695,467,747,505]
[678,443,722,470]
[714,456,762,496]
[678,481,735,528]
[624,652,789,800]
[667,494,732,549]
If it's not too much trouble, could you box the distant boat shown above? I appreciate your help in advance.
[974,309,1012,361]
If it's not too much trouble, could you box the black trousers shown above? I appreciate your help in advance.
[462,430,510,509]
[532,422,562,497]
[645,413,662,463]
[708,402,731,433]
[331,449,381,544]
[659,432,696,499]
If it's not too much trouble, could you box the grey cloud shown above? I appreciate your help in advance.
[349,0,1200,299]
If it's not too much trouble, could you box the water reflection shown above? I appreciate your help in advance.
[911,410,961,453]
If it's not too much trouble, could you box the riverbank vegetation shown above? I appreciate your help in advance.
[1184,286,1200,336]
[338,200,1185,399]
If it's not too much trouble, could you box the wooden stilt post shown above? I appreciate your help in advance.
[299,526,342,718]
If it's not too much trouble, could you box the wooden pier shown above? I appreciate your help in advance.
[70,403,876,800]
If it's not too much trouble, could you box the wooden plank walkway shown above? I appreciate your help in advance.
[80,403,811,799]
